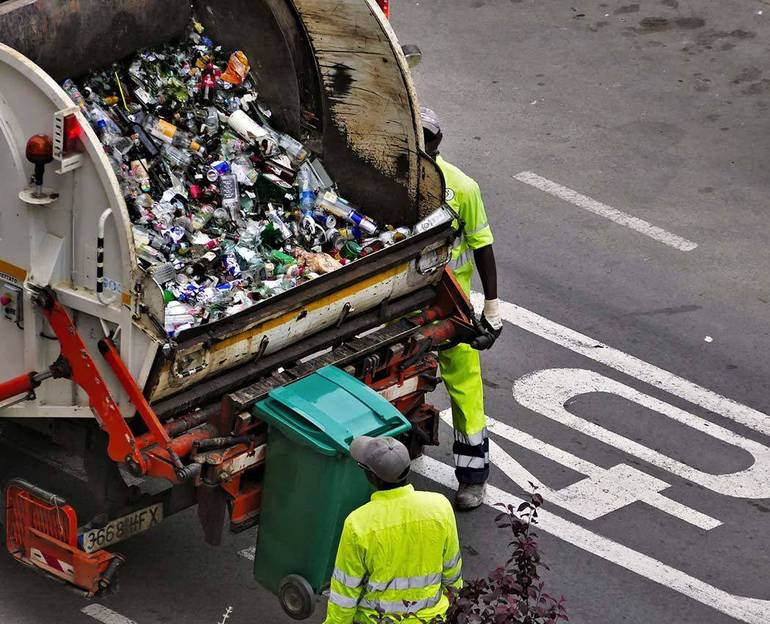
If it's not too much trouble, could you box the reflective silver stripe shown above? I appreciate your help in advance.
[333,568,365,589]
[454,428,488,447]
[443,551,462,571]
[442,568,462,586]
[367,572,442,592]
[454,454,487,469]
[451,249,473,270]
[466,222,489,236]
[359,587,443,613]
[329,590,359,609]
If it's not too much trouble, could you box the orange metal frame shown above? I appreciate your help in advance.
[25,287,205,482]
[5,481,117,596]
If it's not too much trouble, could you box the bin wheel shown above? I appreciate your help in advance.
[278,574,315,620]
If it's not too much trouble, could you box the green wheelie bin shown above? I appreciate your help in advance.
[252,365,411,620]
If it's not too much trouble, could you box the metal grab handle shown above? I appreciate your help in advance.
[96,209,118,305]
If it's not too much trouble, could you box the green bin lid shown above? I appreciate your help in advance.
[253,366,412,456]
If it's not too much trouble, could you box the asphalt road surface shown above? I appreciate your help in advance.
[4,1,770,623]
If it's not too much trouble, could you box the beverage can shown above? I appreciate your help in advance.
[207,160,231,182]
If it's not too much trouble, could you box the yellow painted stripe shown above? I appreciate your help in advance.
[157,262,411,387]
[0,259,27,284]
[207,262,408,354]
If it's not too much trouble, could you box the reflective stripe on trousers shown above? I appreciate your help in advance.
[439,339,489,485]
[453,427,489,483]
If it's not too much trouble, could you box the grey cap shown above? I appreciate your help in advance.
[350,436,411,483]
[420,106,442,136]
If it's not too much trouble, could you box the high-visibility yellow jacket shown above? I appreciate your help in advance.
[324,484,463,624]
[436,155,494,294]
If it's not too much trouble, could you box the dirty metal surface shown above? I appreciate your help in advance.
[227,317,420,411]
[0,0,191,80]
[152,288,435,419]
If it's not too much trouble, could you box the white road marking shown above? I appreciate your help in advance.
[512,171,698,251]
[469,292,770,438]
[440,409,721,529]
[238,546,255,561]
[414,456,770,624]
[451,293,770,620]
[81,604,137,624]
[514,368,770,499]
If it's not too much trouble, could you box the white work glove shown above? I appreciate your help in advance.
[482,298,503,331]
[470,298,503,351]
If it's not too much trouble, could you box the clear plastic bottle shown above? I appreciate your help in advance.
[275,131,309,164]
[62,79,91,120]
[161,143,193,169]
[133,226,169,263]
[89,104,121,135]
[220,173,241,223]
[232,156,259,186]
[297,166,316,216]
[142,113,204,154]
[267,207,293,242]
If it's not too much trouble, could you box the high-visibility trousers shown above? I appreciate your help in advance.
[438,266,489,485]
[439,343,489,485]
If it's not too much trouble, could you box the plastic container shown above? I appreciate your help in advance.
[252,365,410,619]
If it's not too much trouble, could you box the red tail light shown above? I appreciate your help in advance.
[63,114,84,155]
[376,0,390,18]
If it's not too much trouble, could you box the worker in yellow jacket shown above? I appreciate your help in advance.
[421,107,503,510]
[324,436,463,624]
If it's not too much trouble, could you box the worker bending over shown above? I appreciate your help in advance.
[324,436,463,624]
[421,107,503,510]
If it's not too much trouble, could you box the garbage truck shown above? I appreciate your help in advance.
[0,0,481,617]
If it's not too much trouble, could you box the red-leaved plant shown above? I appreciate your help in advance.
[366,488,568,624]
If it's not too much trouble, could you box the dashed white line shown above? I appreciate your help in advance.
[513,171,698,251]
[81,604,137,624]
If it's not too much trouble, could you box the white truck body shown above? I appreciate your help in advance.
[0,0,449,421]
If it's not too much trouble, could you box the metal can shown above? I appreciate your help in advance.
[207,160,231,182]
[314,212,336,229]
[324,228,345,251]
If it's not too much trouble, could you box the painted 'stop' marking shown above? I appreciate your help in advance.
[513,171,698,252]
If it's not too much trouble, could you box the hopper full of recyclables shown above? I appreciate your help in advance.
[0,0,477,614]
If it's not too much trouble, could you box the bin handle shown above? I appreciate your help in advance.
[316,367,404,420]
[269,389,353,454]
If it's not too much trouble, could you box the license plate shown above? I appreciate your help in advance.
[80,503,163,553]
